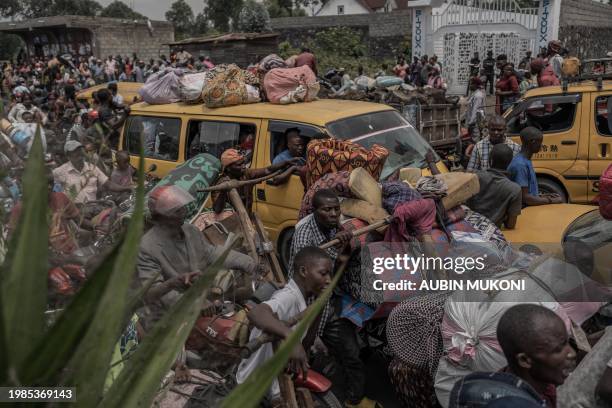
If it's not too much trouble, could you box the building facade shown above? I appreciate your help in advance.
[0,15,174,62]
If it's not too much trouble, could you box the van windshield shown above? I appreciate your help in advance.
[326,110,436,179]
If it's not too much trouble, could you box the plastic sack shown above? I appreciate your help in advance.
[376,76,403,89]
[259,54,287,72]
[139,68,183,104]
[600,163,612,220]
[562,57,580,77]
[178,72,208,103]
[434,259,606,407]
[245,84,261,104]
[355,75,376,91]
[263,66,319,104]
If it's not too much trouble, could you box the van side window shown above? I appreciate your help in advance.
[506,94,580,135]
[186,121,257,163]
[595,96,612,136]
[124,115,181,161]
[268,121,326,164]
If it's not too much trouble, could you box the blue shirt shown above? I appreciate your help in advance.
[272,149,305,166]
[507,152,538,196]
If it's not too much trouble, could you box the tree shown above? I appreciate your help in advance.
[237,0,271,32]
[204,0,243,32]
[0,0,22,19]
[192,12,210,35]
[51,0,102,16]
[1,0,103,19]
[295,0,325,15]
[265,0,313,17]
[165,0,194,39]
[100,0,146,19]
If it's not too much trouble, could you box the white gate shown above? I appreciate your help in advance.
[430,0,539,94]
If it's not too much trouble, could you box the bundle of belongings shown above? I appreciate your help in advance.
[201,64,261,108]
[299,135,503,324]
[433,257,609,407]
[178,71,208,103]
[139,67,185,105]
[263,65,319,105]
[139,64,262,108]
[304,138,389,188]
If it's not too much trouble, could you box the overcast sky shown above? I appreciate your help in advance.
[97,0,205,21]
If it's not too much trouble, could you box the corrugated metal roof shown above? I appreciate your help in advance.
[168,32,279,46]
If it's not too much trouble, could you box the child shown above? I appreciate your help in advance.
[111,150,135,187]
[236,246,333,403]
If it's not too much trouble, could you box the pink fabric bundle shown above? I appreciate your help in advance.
[263,65,318,104]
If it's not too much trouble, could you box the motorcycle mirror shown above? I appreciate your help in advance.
[147,163,157,172]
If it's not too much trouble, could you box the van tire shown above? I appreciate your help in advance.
[278,227,295,277]
[537,177,568,203]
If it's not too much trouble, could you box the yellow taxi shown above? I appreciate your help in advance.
[504,79,612,204]
[503,204,612,285]
[76,81,143,106]
[118,99,448,266]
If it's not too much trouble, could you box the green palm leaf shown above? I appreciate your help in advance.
[1,126,48,377]
[61,143,146,407]
[100,234,238,408]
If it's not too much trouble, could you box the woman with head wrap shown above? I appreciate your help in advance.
[211,148,301,214]
[136,185,258,331]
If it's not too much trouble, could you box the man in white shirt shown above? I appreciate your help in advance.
[53,140,131,204]
[236,247,333,402]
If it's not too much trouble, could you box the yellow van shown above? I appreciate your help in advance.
[119,99,447,267]
[504,79,612,203]
[76,81,144,106]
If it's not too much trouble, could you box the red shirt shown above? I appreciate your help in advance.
[496,75,519,93]
[538,64,560,87]
[294,52,317,76]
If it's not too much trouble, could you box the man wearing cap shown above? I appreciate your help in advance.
[53,140,132,204]
[212,148,300,214]
[546,40,564,79]
[136,185,258,330]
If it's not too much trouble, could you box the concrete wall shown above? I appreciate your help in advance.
[559,0,612,59]
[270,10,412,59]
[93,19,174,61]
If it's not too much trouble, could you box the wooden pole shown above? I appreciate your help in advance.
[253,213,286,285]
[318,216,393,250]
[227,188,258,262]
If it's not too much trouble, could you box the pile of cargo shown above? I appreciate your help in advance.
[138,54,319,108]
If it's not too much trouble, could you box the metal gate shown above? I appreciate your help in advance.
[431,0,539,94]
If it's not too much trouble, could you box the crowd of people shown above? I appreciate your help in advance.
[1,42,609,408]
[463,40,572,117]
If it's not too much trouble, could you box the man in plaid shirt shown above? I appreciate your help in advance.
[467,115,521,172]
[289,189,381,408]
